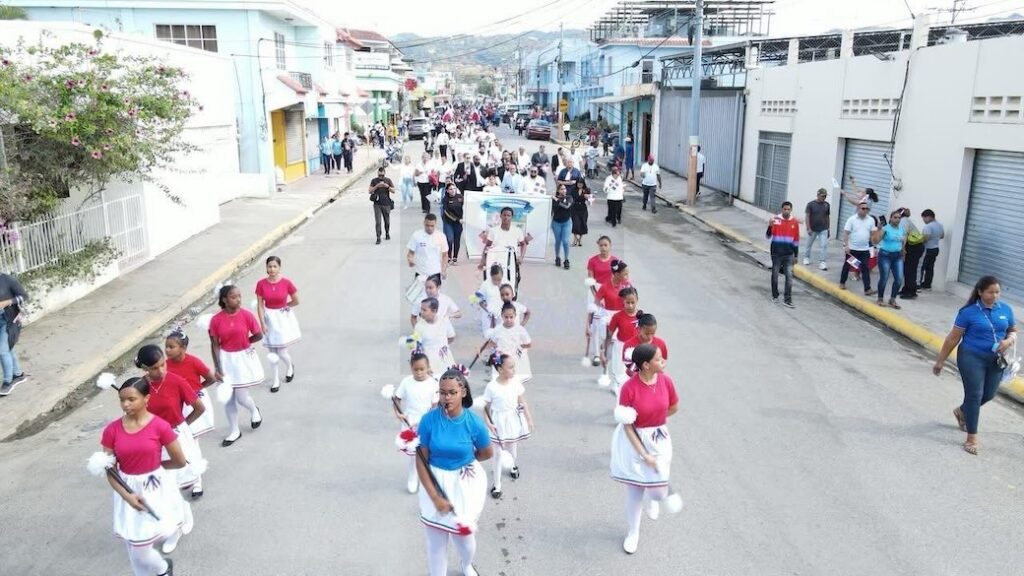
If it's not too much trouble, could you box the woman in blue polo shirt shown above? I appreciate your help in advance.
[416,368,493,576]
[933,275,1017,455]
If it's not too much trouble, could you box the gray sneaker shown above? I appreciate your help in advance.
[11,373,28,385]
[0,381,16,396]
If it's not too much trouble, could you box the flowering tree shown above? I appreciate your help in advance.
[0,30,199,223]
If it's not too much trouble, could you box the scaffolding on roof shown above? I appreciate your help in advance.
[588,0,775,43]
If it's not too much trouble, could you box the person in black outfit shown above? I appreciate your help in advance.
[342,132,354,173]
[0,271,28,396]
[441,182,465,265]
[368,166,395,245]
[571,179,592,248]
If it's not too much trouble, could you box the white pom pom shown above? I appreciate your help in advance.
[613,405,638,425]
[249,299,258,310]
[499,449,515,471]
[195,313,213,332]
[380,384,396,399]
[580,356,592,368]
[664,491,684,514]
[86,451,115,476]
[597,374,611,388]
[215,382,234,404]
[584,277,597,288]
[266,352,280,365]
[472,395,486,410]
[96,372,117,391]
[188,458,209,477]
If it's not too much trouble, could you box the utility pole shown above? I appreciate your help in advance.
[556,22,564,131]
[686,0,704,206]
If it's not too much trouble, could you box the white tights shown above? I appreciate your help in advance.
[126,543,168,576]
[224,388,259,437]
[424,525,476,576]
[491,443,518,491]
[624,484,667,539]
[271,348,294,385]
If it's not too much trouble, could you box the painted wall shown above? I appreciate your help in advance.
[739,34,1024,290]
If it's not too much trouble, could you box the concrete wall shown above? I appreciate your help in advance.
[739,34,1024,290]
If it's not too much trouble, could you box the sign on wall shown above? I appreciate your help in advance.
[464,191,551,261]
[353,51,391,71]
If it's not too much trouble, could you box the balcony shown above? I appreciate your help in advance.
[290,71,313,91]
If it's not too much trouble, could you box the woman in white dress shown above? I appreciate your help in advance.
[414,297,456,377]
[482,353,534,499]
[487,283,530,329]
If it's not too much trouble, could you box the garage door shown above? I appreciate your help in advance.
[285,109,304,164]
[959,149,1024,295]
[754,131,791,212]
[838,140,893,231]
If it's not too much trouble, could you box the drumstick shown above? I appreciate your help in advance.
[107,469,161,521]
[415,446,448,501]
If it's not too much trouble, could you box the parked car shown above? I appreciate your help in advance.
[407,117,431,140]
[526,119,552,140]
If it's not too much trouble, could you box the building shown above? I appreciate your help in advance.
[343,28,408,124]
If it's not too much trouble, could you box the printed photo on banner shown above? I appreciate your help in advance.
[463,191,551,261]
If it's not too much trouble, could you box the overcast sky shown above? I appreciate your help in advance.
[301,0,1022,38]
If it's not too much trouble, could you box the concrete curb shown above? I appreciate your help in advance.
[667,198,1024,403]
[5,156,379,440]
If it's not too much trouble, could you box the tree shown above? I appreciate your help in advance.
[477,79,495,97]
[0,31,199,222]
[0,5,28,20]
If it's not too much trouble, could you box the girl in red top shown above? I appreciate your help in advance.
[610,344,679,555]
[586,235,616,286]
[604,286,640,396]
[136,344,207,501]
[587,258,631,366]
[166,330,217,440]
[623,313,668,378]
[209,284,264,447]
[96,377,189,576]
[255,255,301,392]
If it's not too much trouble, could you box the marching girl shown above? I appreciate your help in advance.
[481,303,533,382]
[136,344,207,503]
[209,284,264,447]
[604,287,641,396]
[610,344,679,555]
[590,259,632,370]
[391,352,439,493]
[416,297,457,376]
[585,237,617,365]
[255,256,301,393]
[415,367,493,576]
[93,377,191,576]
[410,274,462,329]
[475,264,505,335]
[165,331,217,498]
[623,313,668,379]
[482,353,534,499]
[488,283,530,328]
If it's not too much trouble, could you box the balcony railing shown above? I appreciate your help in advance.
[289,71,313,91]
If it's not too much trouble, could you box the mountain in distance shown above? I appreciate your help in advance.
[391,29,588,67]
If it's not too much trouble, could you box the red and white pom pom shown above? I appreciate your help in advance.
[266,352,280,365]
[613,405,638,425]
[215,381,234,404]
[96,372,117,391]
[395,428,420,454]
[195,313,214,332]
[453,517,477,535]
[380,384,396,400]
[584,277,598,288]
[597,374,611,388]
[663,491,684,514]
[86,451,115,476]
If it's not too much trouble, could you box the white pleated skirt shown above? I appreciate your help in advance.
[490,406,531,444]
[609,340,628,388]
[589,305,609,358]
[111,467,188,547]
[263,307,301,349]
[159,423,204,489]
[418,461,487,534]
[219,348,264,388]
[184,391,215,437]
[609,424,673,488]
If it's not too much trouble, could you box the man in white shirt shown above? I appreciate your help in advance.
[839,201,878,294]
[603,165,625,227]
[436,130,450,162]
[524,165,547,195]
[639,154,662,214]
[695,145,706,195]
[516,146,531,173]
[406,213,449,279]
[414,153,433,214]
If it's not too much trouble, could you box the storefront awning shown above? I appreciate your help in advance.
[589,94,634,104]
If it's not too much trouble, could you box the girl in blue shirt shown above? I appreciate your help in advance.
[416,368,493,576]
[933,275,1018,454]
[872,209,907,308]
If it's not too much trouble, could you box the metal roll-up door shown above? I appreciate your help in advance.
[959,150,1024,294]
[838,140,893,230]
[656,89,744,195]
[754,131,791,212]
[285,110,304,164]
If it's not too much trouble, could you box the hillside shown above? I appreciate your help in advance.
[391,29,588,67]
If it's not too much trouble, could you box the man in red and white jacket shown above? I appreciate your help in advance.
[765,201,800,308]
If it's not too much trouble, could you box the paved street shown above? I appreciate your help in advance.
[2,129,1024,576]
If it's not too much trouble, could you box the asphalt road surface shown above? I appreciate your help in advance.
[2,128,1023,576]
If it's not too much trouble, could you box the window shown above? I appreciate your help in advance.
[274,32,286,70]
[323,41,334,68]
[155,24,218,52]
[641,58,654,84]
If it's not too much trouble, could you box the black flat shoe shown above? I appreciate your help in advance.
[270,382,280,393]
[563,260,570,270]
[191,489,204,500]
[286,366,295,383]
[375,238,381,245]
[510,466,520,479]
[490,486,502,499]
[251,410,263,429]
[221,432,241,447]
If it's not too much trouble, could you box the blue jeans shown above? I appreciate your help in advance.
[876,249,903,300]
[770,253,794,302]
[442,219,463,260]
[956,346,1003,434]
[400,178,415,206]
[0,321,21,384]
[551,219,571,260]
[806,230,828,264]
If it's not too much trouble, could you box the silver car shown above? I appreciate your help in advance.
[407,117,431,140]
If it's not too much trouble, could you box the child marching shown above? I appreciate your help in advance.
[410,274,462,329]
[488,283,530,328]
[474,264,505,335]
[207,284,264,447]
[604,286,641,396]
[623,313,668,378]
[589,258,631,369]
[481,303,533,382]
[482,353,534,499]
[389,352,439,493]
[255,256,301,392]
[414,297,457,376]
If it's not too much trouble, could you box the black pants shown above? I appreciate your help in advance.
[840,249,872,291]
[333,154,342,171]
[373,204,391,239]
[439,145,448,160]
[443,219,462,260]
[641,185,657,212]
[901,243,924,296]
[417,182,432,213]
[771,253,794,302]
[921,247,939,289]
[696,171,704,193]
[343,151,353,172]
[606,199,623,226]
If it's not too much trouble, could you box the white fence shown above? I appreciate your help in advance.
[0,192,148,275]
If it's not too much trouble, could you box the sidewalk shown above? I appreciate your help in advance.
[628,168,1024,403]
[0,149,381,440]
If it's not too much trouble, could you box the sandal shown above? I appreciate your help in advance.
[962,442,978,455]
[888,299,901,309]
[953,407,966,432]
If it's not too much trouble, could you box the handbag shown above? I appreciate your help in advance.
[907,231,925,245]
[998,339,1021,384]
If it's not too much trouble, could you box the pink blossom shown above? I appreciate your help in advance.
[123,97,131,105]
[64,112,76,121]
[198,105,204,111]
[127,109,136,118]
[5,230,20,243]
[100,84,110,92]
[66,79,77,89]
[181,90,190,98]
[90,150,103,159]
[88,49,98,56]
[70,137,81,146]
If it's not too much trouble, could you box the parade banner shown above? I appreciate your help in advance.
[452,142,477,160]
[464,191,551,261]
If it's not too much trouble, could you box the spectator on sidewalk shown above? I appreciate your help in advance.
[639,155,662,213]
[933,275,1017,455]
[899,207,924,300]
[604,165,625,228]
[562,120,571,141]
[766,202,800,308]
[840,201,878,295]
[623,137,635,180]
[873,209,907,309]
[695,146,706,197]
[320,136,334,175]
[332,134,344,173]
[342,132,355,173]
[920,209,945,291]
[0,271,28,396]
[369,166,395,245]
[803,188,831,270]
[843,175,881,225]
[407,214,449,280]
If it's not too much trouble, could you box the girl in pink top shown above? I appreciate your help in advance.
[255,256,301,391]
[209,284,264,447]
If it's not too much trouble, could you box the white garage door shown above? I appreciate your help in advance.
[959,149,1024,296]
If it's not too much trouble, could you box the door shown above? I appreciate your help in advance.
[959,149,1024,295]
[838,140,893,231]
[283,109,306,182]
[271,110,286,174]
[641,113,652,161]
[753,131,791,212]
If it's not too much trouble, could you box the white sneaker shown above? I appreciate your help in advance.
[161,529,182,554]
[407,476,419,494]
[463,565,479,576]
[623,532,639,554]
[819,261,828,270]
[181,502,194,535]
[802,257,809,266]
[647,500,660,520]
